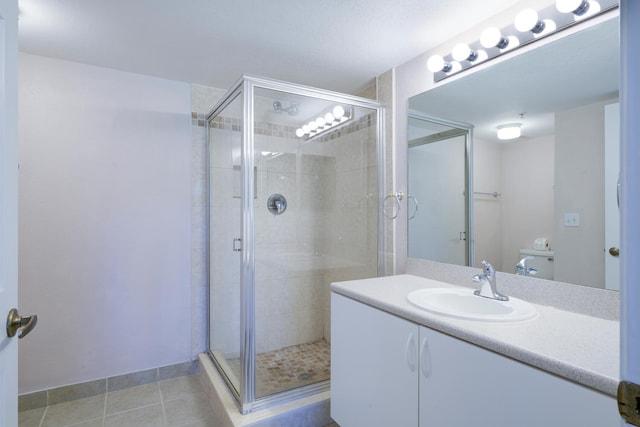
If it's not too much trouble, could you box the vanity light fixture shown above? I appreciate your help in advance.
[427,0,616,83]
[296,105,353,140]
[497,123,522,140]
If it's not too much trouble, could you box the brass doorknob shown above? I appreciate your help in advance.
[6,308,38,339]
[609,247,620,257]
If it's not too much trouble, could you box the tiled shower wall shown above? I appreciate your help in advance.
[191,84,379,359]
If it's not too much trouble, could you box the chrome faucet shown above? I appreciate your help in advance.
[515,256,538,277]
[473,260,509,301]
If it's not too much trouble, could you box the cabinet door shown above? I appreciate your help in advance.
[331,294,419,427]
[418,326,617,427]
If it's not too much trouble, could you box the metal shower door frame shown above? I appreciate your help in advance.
[207,74,386,414]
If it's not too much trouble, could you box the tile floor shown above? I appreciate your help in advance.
[18,375,216,427]
[19,374,341,427]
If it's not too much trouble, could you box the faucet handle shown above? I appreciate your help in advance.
[481,260,495,276]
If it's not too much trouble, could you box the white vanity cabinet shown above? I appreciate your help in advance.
[331,292,419,426]
[331,293,617,427]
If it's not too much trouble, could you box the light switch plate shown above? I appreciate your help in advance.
[564,213,580,227]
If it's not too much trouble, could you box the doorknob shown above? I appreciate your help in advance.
[6,308,38,339]
[609,247,620,257]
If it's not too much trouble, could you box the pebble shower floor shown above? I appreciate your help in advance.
[227,339,331,398]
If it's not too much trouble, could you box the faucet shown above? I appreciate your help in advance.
[515,256,538,277]
[473,260,509,301]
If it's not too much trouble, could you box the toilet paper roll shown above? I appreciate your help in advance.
[533,238,550,251]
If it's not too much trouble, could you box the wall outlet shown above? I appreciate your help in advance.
[564,213,581,227]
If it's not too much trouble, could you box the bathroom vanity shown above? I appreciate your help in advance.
[330,274,619,427]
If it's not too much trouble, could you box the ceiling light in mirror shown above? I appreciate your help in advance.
[496,123,522,140]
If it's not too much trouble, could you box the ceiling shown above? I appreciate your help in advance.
[17,0,527,94]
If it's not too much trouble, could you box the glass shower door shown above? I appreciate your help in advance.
[208,93,243,397]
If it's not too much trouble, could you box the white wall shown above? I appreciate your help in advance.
[501,135,555,271]
[473,138,503,270]
[18,54,192,393]
[554,99,612,288]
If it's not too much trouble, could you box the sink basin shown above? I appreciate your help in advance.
[407,287,537,322]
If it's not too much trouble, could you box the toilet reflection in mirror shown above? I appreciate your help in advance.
[408,17,620,291]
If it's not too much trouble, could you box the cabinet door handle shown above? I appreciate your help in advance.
[420,337,431,378]
[406,333,417,372]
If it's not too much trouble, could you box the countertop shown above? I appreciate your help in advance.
[331,274,619,397]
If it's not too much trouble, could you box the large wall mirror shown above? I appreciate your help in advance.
[408,16,619,290]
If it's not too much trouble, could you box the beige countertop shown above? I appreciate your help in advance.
[331,274,619,396]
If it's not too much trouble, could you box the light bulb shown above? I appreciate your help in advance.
[295,128,305,138]
[309,121,318,131]
[480,27,509,49]
[324,112,335,123]
[497,124,522,140]
[315,117,326,128]
[515,9,545,34]
[333,105,345,119]
[427,55,451,73]
[451,43,477,62]
[302,124,310,134]
[556,0,589,15]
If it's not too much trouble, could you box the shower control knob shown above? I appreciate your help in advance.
[267,194,287,215]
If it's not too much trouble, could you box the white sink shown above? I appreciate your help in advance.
[407,287,537,322]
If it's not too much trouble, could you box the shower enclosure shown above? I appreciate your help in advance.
[207,75,384,413]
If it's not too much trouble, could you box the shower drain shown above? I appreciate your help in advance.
[297,372,313,381]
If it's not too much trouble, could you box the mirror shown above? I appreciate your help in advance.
[408,17,619,290]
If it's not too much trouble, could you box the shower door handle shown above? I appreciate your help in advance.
[233,238,242,252]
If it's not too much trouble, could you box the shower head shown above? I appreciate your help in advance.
[273,101,299,116]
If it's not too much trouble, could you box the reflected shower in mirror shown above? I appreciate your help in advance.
[407,114,470,266]
[408,17,619,290]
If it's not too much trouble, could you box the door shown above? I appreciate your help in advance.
[620,1,640,426]
[1,1,20,425]
[604,103,620,291]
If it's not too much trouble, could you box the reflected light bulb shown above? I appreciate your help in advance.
[309,121,318,131]
[302,124,310,134]
[295,128,305,138]
[315,117,326,128]
[325,112,335,123]
[515,9,545,33]
[333,105,345,119]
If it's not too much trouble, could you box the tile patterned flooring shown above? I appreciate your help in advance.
[18,375,216,427]
[226,339,331,398]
